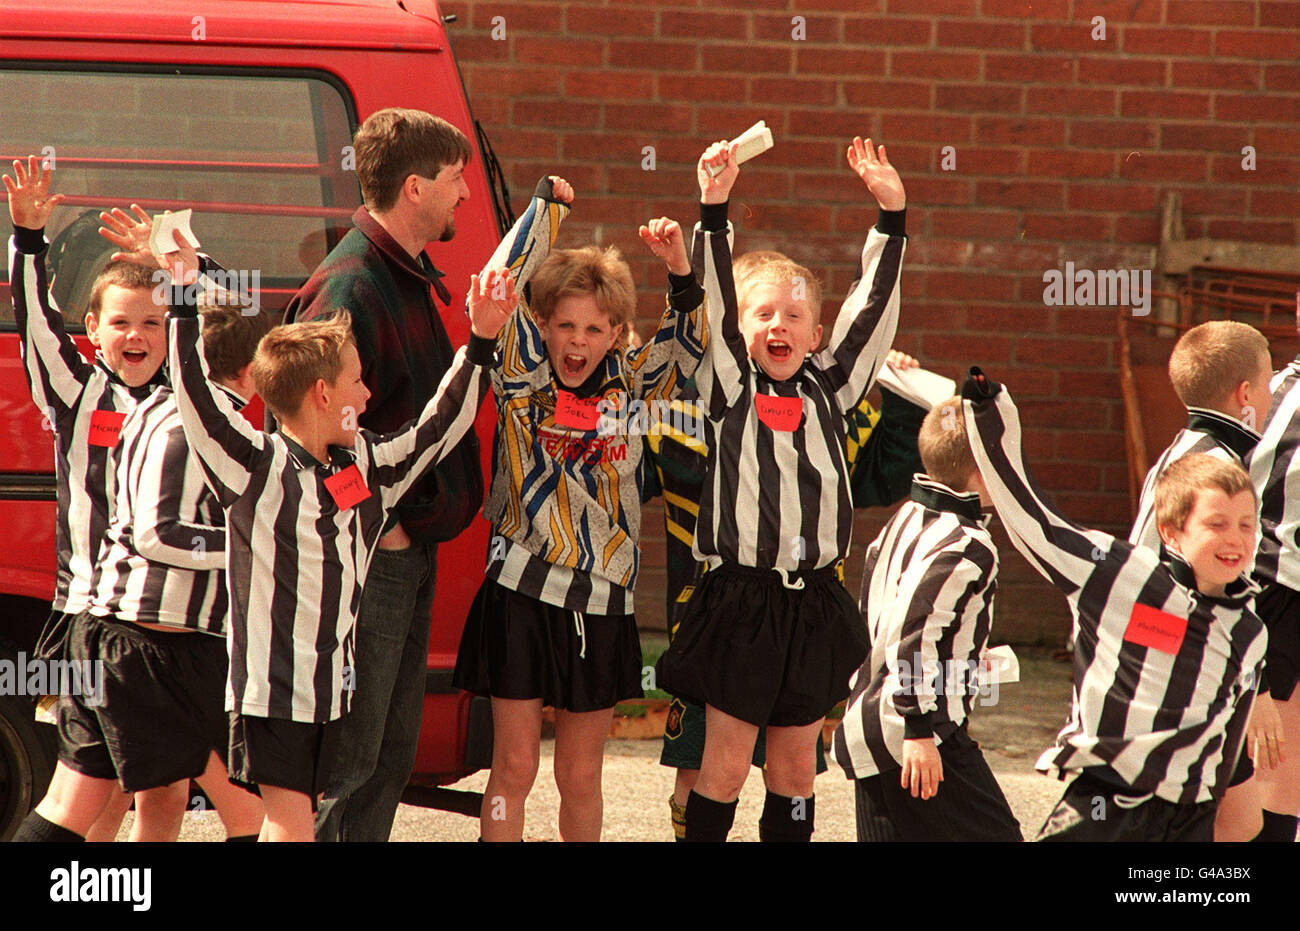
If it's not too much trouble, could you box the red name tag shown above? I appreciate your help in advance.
[754,394,802,432]
[1123,604,1189,655]
[88,409,126,447]
[324,464,371,510]
[554,390,601,430]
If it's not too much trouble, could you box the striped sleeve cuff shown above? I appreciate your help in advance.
[902,712,935,739]
[700,201,729,232]
[13,225,46,254]
[467,333,496,366]
[875,208,907,237]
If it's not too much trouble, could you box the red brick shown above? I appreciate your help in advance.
[1026,87,1116,117]
[966,303,1056,333]
[927,271,1018,300]
[754,13,839,42]
[1125,27,1212,56]
[1030,149,1119,179]
[463,65,563,97]
[842,79,932,110]
[935,83,1023,112]
[1021,400,1108,429]
[797,47,888,76]
[450,35,509,61]
[1113,215,1159,243]
[1261,1,1300,27]
[1061,429,1127,462]
[1215,30,1300,60]
[1022,212,1111,242]
[510,99,599,129]
[658,10,751,40]
[511,159,605,192]
[885,0,976,12]
[1068,119,1156,149]
[1077,57,1166,87]
[904,239,975,267]
[800,0,885,10]
[1073,0,1163,22]
[931,210,1021,239]
[1121,90,1211,119]
[697,105,789,136]
[488,128,562,161]
[741,204,836,233]
[904,177,976,206]
[1265,65,1300,92]
[515,36,604,66]
[936,20,1025,48]
[890,51,981,81]
[470,3,558,33]
[1032,23,1113,52]
[1216,94,1300,123]
[1058,370,1123,400]
[1256,127,1300,151]
[605,102,694,131]
[565,71,654,100]
[704,43,793,74]
[943,146,1027,175]
[609,40,697,71]
[761,139,840,171]
[1166,0,1255,25]
[1176,187,1244,215]
[880,113,972,143]
[984,53,1073,83]
[842,16,932,45]
[749,76,836,106]
[1206,219,1298,245]
[603,164,673,196]
[789,107,880,140]
[560,131,652,160]
[970,241,1062,268]
[1120,151,1208,182]
[1016,336,1111,367]
[1249,188,1300,218]
[1170,61,1262,92]
[660,73,749,103]
[975,116,1066,145]
[1068,183,1157,212]
[980,0,1069,16]
[1160,122,1249,152]
[923,333,1014,363]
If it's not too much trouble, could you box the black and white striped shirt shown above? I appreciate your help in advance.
[690,202,906,573]
[964,377,1266,804]
[87,387,234,634]
[9,229,161,616]
[832,476,998,779]
[169,310,493,724]
[1129,407,1259,552]
[1249,358,1300,591]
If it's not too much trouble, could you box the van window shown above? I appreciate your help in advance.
[0,66,361,326]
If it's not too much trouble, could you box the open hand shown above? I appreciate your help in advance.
[638,217,691,276]
[698,140,739,205]
[900,737,943,800]
[847,137,905,211]
[98,204,155,265]
[886,349,919,370]
[468,268,518,339]
[3,155,65,229]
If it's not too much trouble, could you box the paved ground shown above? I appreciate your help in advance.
[130,646,1074,842]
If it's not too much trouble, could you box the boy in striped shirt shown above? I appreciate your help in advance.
[964,369,1266,842]
[655,136,906,842]
[832,397,1021,841]
[1126,320,1278,841]
[169,256,512,841]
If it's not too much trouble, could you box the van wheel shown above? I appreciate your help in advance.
[0,645,58,840]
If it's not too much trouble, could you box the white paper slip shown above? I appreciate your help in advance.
[706,119,774,177]
[875,362,956,410]
[149,209,201,256]
[980,645,1021,686]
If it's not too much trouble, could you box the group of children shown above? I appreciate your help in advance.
[6,120,1298,842]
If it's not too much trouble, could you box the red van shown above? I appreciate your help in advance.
[0,0,507,837]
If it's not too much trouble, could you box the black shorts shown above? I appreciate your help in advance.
[227,712,341,800]
[655,562,868,727]
[1035,771,1216,842]
[452,578,644,712]
[658,697,830,774]
[1253,582,1300,701]
[57,612,228,793]
[34,609,76,665]
[853,729,1021,842]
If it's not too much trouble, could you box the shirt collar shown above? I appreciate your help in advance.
[351,206,451,305]
[280,431,357,473]
[95,351,168,399]
[1161,545,1260,606]
[910,474,987,524]
[1184,407,1260,461]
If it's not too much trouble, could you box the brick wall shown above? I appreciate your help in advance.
[440,0,1300,643]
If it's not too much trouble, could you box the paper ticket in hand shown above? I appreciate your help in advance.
[149,209,201,256]
[980,645,1020,686]
[707,120,774,177]
[876,363,956,411]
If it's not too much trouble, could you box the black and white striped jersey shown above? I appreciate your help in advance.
[9,229,162,616]
[964,377,1266,804]
[87,387,234,634]
[1129,407,1259,552]
[689,202,906,572]
[1249,358,1300,591]
[169,310,493,724]
[832,476,998,779]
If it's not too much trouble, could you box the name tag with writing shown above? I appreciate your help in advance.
[88,409,126,447]
[754,394,802,432]
[554,390,601,430]
[1123,604,1188,655]
[324,464,372,510]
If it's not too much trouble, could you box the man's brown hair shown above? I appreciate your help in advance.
[1168,320,1270,409]
[733,250,824,322]
[354,108,473,212]
[250,313,355,420]
[918,396,978,490]
[1154,453,1256,533]
[198,292,277,382]
[86,261,159,318]
[529,245,635,329]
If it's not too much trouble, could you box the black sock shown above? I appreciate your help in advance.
[758,790,815,842]
[12,812,85,843]
[224,833,259,842]
[1253,810,1299,843]
[684,790,737,842]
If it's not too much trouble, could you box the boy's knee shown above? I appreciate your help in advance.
[491,746,540,793]
[553,757,602,799]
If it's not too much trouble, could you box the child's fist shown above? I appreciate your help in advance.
[638,217,691,277]
[3,155,65,229]
[847,137,905,212]
[468,268,518,339]
[698,140,739,205]
[548,175,575,205]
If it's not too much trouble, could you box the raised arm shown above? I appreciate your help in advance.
[627,217,706,401]
[131,417,226,570]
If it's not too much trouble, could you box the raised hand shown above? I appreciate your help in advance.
[98,204,155,265]
[468,268,518,339]
[886,349,919,370]
[697,140,739,205]
[548,175,574,205]
[3,155,66,229]
[638,217,691,276]
[847,136,906,212]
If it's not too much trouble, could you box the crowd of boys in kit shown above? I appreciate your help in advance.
[6,106,1299,843]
